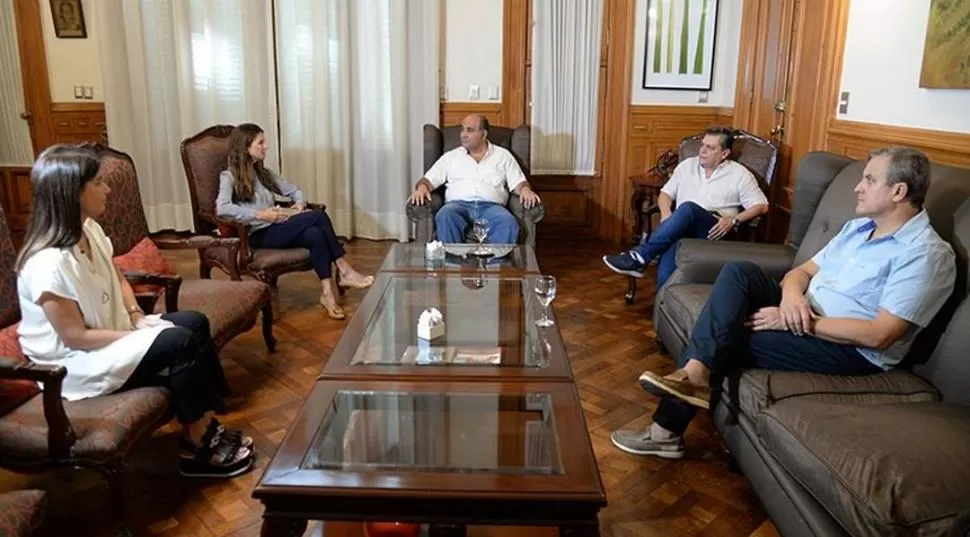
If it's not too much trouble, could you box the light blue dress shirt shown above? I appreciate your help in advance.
[216,169,306,234]
[806,210,956,369]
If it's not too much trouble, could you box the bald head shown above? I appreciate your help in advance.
[459,114,489,152]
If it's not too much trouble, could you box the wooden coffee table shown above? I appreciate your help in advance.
[254,380,605,536]
[319,271,572,382]
[253,246,606,535]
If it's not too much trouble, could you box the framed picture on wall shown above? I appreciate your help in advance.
[50,0,87,39]
[642,0,719,91]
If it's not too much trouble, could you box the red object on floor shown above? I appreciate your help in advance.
[363,522,421,537]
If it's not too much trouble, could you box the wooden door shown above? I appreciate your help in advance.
[12,0,56,156]
[734,0,849,243]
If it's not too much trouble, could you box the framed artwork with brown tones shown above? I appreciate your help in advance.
[919,0,970,89]
[50,0,87,39]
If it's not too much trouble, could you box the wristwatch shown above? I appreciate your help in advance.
[127,304,144,316]
[731,216,740,228]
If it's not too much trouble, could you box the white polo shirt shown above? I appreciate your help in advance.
[660,157,768,217]
[424,143,527,205]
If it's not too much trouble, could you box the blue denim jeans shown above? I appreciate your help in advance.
[651,261,881,435]
[634,202,717,288]
[434,200,520,243]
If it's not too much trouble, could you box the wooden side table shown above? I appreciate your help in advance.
[629,171,666,244]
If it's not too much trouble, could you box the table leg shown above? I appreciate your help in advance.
[558,521,600,537]
[260,516,308,537]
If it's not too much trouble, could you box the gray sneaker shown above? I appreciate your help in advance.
[610,427,686,459]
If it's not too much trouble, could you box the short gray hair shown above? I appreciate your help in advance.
[868,146,930,208]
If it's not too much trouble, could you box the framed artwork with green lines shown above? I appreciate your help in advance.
[642,0,719,90]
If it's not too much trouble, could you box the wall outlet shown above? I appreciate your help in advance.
[488,86,500,100]
[83,86,94,99]
[468,84,480,100]
[838,91,850,114]
[440,86,448,100]
[698,91,709,103]
[74,85,84,99]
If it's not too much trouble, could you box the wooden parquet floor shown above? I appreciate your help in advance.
[0,239,779,537]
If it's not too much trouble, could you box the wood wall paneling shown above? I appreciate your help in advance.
[1,167,33,248]
[501,0,529,127]
[50,102,108,145]
[826,119,970,169]
[531,175,596,240]
[438,103,503,128]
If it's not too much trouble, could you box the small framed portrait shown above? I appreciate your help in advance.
[50,0,87,39]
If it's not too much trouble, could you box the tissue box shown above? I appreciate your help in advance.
[417,307,446,340]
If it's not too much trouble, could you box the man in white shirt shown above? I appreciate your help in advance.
[408,115,541,244]
[603,127,769,288]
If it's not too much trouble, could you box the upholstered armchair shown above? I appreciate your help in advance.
[88,144,277,352]
[179,125,342,291]
[625,129,778,303]
[0,203,171,537]
[406,124,545,247]
[0,489,47,537]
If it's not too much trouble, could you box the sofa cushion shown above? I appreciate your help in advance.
[659,283,711,335]
[0,324,41,417]
[730,369,940,417]
[758,400,970,536]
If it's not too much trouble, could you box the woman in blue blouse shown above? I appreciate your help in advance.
[216,123,373,320]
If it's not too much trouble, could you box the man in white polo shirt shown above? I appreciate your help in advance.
[408,115,541,244]
[603,127,769,288]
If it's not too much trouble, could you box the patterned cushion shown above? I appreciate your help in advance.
[112,237,177,294]
[0,387,170,464]
[0,324,40,417]
[0,489,47,537]
[163,279,269,349]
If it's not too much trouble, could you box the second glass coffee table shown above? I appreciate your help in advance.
[320,272,572,382]
[379,243,540,274]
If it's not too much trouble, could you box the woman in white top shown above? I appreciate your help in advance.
[16,145,253,478]
[215,123,373,320]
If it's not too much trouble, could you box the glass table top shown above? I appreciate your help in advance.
[348,274,555,369]
[301,390,563,475]
[379,243,539,273]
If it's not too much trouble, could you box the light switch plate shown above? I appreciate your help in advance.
[698,92,709,103]
[74,85,83,99]
[469,84,480,100]
[488,86,499,100]
[838,91,849,114]
[83,86,93,99]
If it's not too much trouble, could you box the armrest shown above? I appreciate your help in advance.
[124,272,183,313]
[405,191,444,220]
[0,357,76,459]
[154,235,242,280]
[673,239,795,285]
[305,201,327,212]
[508,192,545,223]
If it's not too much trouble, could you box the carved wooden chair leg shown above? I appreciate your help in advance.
[625,276,638,304]
[75,459,130,537]
[261,303,277,352]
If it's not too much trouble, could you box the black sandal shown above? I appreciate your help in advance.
[179,418,252,458]
[178,420,254,478]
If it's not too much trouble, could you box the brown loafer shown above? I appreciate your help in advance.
[638,370,711,409]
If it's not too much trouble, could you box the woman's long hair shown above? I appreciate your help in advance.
[16,144,102,271]
[227,123,280,202]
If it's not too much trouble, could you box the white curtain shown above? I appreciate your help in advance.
[94,0,278,232]
[0,0,34,165]
[531,0,604,175]
[275,0,439,241]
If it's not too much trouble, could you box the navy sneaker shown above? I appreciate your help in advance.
[602,251,645,278]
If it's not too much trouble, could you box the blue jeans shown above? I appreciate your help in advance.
[634,202,717,288]
[250,210,344,279]
[435,200,520,243]
[652,261,881,435]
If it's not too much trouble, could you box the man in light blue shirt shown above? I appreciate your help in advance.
[611,146,957,460]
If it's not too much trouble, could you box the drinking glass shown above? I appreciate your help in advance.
[470,218,490,254]
[534,275,557,327]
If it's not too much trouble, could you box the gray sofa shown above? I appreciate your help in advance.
[406,124,545,246]
[653,151,970,536]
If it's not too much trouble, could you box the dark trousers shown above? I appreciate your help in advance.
[116,311,229,424]
[635,202,718,288]
[652,261,882,435]
[250,210,344,279]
